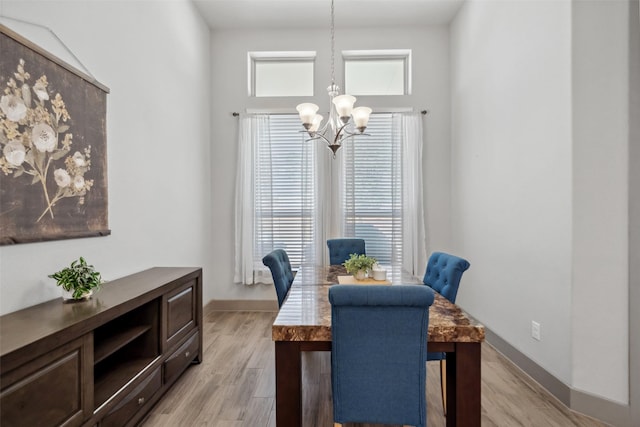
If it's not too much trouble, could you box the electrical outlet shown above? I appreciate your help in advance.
[531,321,541,341]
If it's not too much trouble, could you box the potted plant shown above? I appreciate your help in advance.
[49,257,103,301]
[343,253,377,280]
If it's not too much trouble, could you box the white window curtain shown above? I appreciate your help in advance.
[234,114,325,285]
[339,112,426,275]
[395,112,427,276]
[234,114,268,285]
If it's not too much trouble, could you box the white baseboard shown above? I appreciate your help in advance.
[485,327,631,427]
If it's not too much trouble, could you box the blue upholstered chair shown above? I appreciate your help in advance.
[329,285,435,427]
[423,251,471,415]
[262,249,295,308]
[327,238,366,265]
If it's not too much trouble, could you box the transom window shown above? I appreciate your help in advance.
[343,50,411,96]
[249,51,315,97]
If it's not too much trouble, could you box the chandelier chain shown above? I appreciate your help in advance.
[330,0,335,86]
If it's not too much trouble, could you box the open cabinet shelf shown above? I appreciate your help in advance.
[94,325,152,364]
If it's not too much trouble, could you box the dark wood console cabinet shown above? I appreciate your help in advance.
[0,267,202,427]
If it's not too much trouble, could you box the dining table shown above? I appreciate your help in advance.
[272,264,485,427]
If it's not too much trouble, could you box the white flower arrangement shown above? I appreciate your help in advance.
[0,59,94,222]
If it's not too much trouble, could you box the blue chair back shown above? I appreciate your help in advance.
[329,285,434,427]
[327,238,366,265]
[423,251,470,303]
[262,249,294,308]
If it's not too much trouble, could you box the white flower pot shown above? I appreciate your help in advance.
[354,270,368,280]
[372,268,387,281]
[61,288,93,302]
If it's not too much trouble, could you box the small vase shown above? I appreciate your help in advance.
[354,270,368,280]
[62,288,93,302]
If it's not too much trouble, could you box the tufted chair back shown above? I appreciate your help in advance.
[423,251,470,415]
[329,284,434,427]
[262,249,294,308]
[423,252,470,303]
[327,238,366,265]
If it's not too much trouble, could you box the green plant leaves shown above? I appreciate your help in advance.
[48,256,102,300]
[342,253,377,275]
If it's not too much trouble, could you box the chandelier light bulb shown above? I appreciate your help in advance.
[296,103,320,129]
[332,95,356,122]
[309,114,324,133]
[351,107,372,132]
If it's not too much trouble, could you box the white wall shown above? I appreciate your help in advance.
[0,0,213,314]
[571,0,629,405]
[209,25,452,300]
[451,0,573,383]
[451,0,630,409]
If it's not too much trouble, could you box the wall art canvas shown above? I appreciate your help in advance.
[0,25,110,245]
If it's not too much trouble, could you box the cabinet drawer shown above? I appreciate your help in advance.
[165,280,197,349]
[164,332,199,384]
[100,368,161,427]
[0,335,91,427]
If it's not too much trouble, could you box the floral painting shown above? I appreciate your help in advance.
[0,25,109,245]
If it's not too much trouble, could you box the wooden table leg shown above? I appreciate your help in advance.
[275,341,302,427]
[445,342,481,427]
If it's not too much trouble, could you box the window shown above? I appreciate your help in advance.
[342,114,402,265]
[343,50,411,96]
[249,51,315,97]
[236,111,425,284]
[253,115,317,268]
[255,114,402,266]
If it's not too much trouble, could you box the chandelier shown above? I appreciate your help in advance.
[296,0,372,157]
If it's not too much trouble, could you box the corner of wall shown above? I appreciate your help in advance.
[627,0,640,423]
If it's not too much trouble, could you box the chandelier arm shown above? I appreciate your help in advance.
[303,132,332,145]
[343,132,370,140]
[318,118,331,136]
[336,133,357,143]
[340,128,370,137]
[333,121,351,144]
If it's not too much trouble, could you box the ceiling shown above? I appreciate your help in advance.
[192,0,465,30]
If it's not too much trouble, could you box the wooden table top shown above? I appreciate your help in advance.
[272,265,485,343]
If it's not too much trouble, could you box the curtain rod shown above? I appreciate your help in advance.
[232,110,429,117]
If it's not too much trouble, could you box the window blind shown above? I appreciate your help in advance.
[254,115,317,268]
[253,113,403,268]
[342,113,402,265]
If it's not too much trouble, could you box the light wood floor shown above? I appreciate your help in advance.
[143,310,608,427]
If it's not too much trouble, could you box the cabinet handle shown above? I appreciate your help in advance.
[138,397,145,406]
[185,351,190,358]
